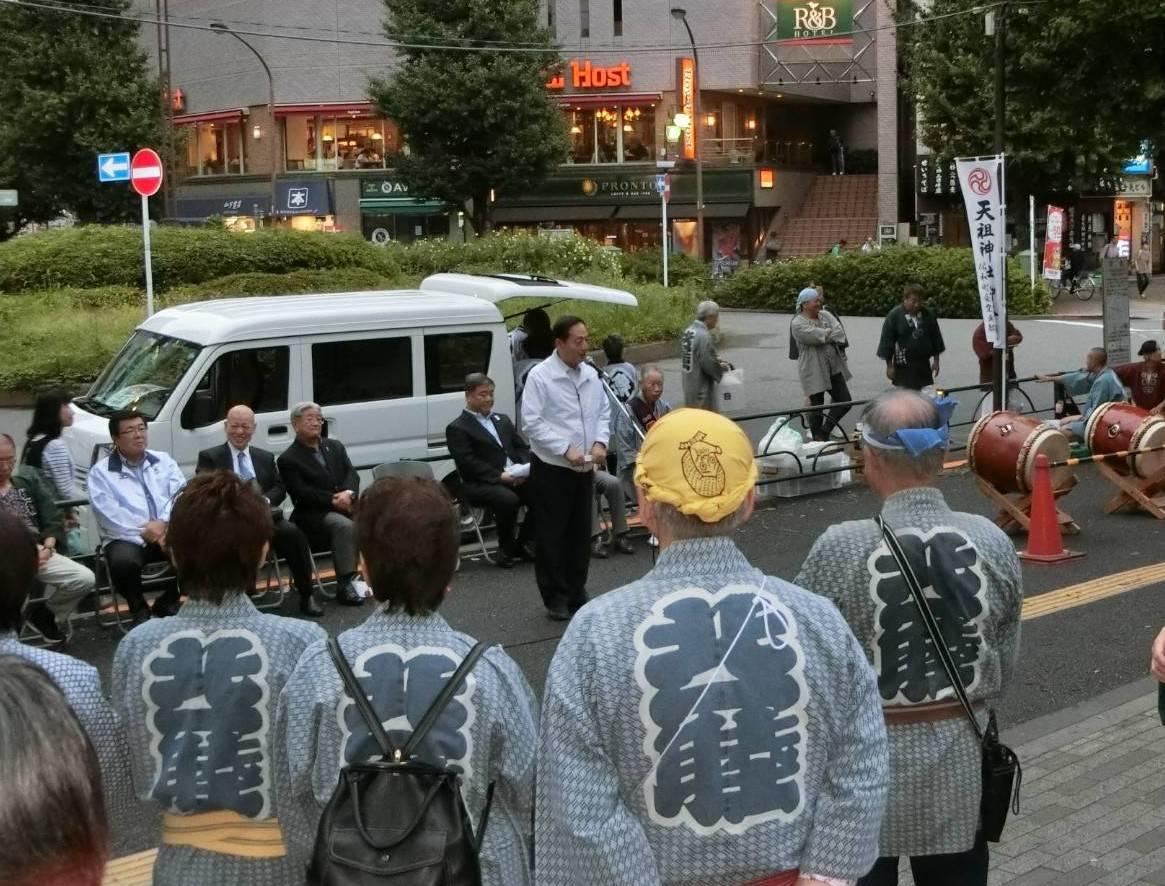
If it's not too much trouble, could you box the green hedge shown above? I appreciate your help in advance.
[619,246,711,290]
[714,247,1050,318]
[163,268,399,305]
[384,231,623,279]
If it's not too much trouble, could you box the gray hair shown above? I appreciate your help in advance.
[640,364,664,382]
[861,390,945,481]
[696,300,720,321]
[464,372,494,393]
[651,499,751,540]
[290,401,321,422]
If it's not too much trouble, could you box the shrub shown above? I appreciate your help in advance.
[384,231,623,279]
[619,247,711,290]
[715,247,1050,318]
[163,268,399,305]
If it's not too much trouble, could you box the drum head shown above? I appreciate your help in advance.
[1023,429,1071,492]
[1133,419,1165,478]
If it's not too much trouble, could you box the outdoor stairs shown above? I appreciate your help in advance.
[777,174,878,258]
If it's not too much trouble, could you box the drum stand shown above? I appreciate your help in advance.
[1095,463,1165,520]
[976,475,1081,536]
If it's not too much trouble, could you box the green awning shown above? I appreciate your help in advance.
[360,197,450,216]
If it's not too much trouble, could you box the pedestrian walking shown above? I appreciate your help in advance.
[537,407,889,885]
[828,128,846,175]
[1135,244,1152,298]
[877,284,945,390]
[795,389,1023,886]
[680,300,732,411]
[791,286,852,441]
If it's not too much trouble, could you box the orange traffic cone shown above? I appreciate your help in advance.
[1020,454,1085,564]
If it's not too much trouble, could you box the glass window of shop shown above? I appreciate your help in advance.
[283,115,402,171]
[183,120,247,176]
[566,105,655,164]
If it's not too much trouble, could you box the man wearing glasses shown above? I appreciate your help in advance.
[88,410,187,622]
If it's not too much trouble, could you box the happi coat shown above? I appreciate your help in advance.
[795,487,1022,856]
[111,595,326,886]
[274,607,539,886]
[536,537,889,885]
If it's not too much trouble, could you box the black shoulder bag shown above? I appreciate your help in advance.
[310,639,494,886]
[876,516,1021,843]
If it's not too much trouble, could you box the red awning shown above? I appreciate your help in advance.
[555,92,661,109]
[171,108,248,125]
[275,102,375,117]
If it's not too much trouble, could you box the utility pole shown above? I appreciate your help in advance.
[671,8,704,262]
[989,3,1008,413]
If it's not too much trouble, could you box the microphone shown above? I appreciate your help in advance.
[585,356,613,381]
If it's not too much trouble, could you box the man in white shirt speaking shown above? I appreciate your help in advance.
[521,315,611,621]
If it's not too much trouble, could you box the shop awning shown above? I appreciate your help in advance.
[360,197,450,216]
[555,92,661,109]
[492,205,616,223]
[173,194,268,221]
[614,202,751,220]
[273,179,334,216]
[172,108,249,125]
[275,102,375,116]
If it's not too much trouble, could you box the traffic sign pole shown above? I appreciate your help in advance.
[141,193,155,317]
[130,148,163,317]
[661,189,669,289]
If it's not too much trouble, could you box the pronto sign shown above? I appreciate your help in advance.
[772,0,853,44]
[547,60,632,91]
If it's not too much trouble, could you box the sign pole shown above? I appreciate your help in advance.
[141,193,155,317]
[993,154,1007,413]
[662,188,669,288]
[1028,195,1036,292]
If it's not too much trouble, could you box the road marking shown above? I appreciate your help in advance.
[1023,562,1165,621]
[1035,319,1160,334]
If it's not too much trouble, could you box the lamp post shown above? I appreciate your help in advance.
[670,7,704,261]
[210,22,278,226]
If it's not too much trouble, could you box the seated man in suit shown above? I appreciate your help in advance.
[196,405,324,617]
[446,372,536,569]
[277,402,363,606]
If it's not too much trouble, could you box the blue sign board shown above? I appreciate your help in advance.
[1123,140,1153,176]
[97,152,131,183]
[272,179,334,217]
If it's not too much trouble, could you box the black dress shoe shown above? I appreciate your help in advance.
[337,580,365,607]
[26,603,65,645]
[494,553,515,569]
[546,606,572,622]
[591,536,608,559]
[299,594,325,617]
[612,534,635,555]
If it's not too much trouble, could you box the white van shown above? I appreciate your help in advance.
[66,273,637,487]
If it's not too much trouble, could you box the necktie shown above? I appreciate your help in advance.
[237,450,255,481]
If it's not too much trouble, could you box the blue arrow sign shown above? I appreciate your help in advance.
[97,152,131,183]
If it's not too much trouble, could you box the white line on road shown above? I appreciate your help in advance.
[1035,320,1161,335]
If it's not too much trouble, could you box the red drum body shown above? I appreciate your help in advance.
[1084,402,1165,478]
[969,411,1072,494]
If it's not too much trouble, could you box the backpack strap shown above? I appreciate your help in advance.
[403,642,487,759]
[328,637,398,760]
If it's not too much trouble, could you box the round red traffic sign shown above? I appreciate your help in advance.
[130,148,163,197]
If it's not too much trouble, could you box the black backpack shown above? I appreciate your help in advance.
[309,639,493,886]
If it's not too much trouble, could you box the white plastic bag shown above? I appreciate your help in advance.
[719,367,747,412]
[757,415,804,457]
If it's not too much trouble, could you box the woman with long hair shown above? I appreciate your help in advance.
[22,391,77,501]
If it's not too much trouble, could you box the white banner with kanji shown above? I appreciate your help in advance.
[956,156,1006,346]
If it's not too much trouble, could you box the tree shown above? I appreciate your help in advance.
[370,0,568,235]
[0,0,163,237]
[899,0,1165,198]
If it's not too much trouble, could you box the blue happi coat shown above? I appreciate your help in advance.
[536,537,889,885]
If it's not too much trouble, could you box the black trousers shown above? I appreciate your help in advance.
[105,540,176,612]
[463,482,534,556]
[271,517,314,599]
[808,373,852,440]
[859,834,988,886]
[1138,272,1150,295]
[530,458,593,612]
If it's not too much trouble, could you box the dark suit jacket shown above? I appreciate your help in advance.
[196,443,286,510]
[276,438,360,531]
[446,410,530,490]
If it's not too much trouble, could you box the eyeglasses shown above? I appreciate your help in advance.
[117,426,147,437]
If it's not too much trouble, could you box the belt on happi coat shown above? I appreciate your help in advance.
[162,810,287,858]
[883,699,983,726]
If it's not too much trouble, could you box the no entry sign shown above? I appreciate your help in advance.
[130,148,163,197]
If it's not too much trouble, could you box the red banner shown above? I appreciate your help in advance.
[1042,205,1064,281]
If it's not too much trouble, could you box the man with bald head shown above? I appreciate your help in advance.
[796,390,1022,885]
[197,405,323,616]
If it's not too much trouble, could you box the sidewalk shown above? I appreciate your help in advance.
[1045,273,1165,320]
[901,678,1165,885]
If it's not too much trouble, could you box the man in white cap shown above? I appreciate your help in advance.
[537,407,889,886]
[791,286,852,441]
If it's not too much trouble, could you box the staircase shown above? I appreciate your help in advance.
[776,174,878,259]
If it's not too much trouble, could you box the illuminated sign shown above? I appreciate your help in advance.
[677,58,696,161]
[547,60,633,91]
[759,168,775,189]
[770,0,853,45]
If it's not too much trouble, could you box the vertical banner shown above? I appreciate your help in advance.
[676,58,696,161]
[956,155,1006,346]
[1043,205,1064,281]
[1115,199,1133,258]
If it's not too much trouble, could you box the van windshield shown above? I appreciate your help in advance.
[78,331,201,421]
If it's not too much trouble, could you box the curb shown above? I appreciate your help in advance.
[1003,675,1158,753]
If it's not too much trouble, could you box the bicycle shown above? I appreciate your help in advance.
[1051,271,1099,301]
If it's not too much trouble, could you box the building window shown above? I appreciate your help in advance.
[283,115,400,172]
[180,346,290,429]
[613,0,622,36]
[424,332,493,395]
[183,119,247,176]
[566,105,655,164]
[312,337,413,406]
[580,0,589,38]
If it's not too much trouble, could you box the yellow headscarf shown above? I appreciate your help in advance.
[633,408,758,523]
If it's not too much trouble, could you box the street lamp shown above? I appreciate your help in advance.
[209,22,278,226]
[671,7,704,261]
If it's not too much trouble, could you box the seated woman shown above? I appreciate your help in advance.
[111,472,327,886]
[0,654,109,886]
[275,476,539,886]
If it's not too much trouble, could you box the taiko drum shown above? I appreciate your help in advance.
[968,411,1073,494]
[1083,402,1165,478]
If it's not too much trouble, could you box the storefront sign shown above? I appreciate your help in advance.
[677,58,696,161]
[547,60,632,91]
[917,155,959,197]
[496,168,752,207]
[1043,205,1064,281]
[956,155,1006,346]
[173,194,268,222]
[1115,199,1133,257]
[1124,141,1153,176]
[771,0,853,44]
[1116,177,1152,197]
[273,179,333,217]
[361,178,413,198]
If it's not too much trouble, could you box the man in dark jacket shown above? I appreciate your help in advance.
[446,373,536,569]
[197,405,323,616]
[877,284,945,391]
[277,402,362,606]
